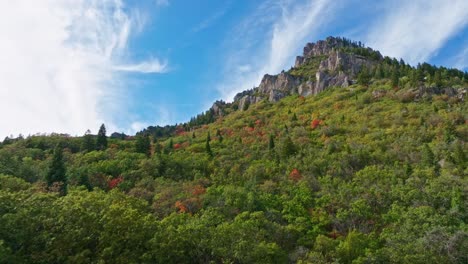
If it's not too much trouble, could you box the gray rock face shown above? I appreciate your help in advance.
[233,37,372,107]
[258,72,302,102]
[210,101,226,117]
[238,95,262,111]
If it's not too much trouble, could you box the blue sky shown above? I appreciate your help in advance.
[1,0,467,137]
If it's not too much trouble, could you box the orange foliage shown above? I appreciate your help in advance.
[289,168,302,181]
[175,201,188,213]
[245,126,255,132]
[192,185,206,196]
[311,119,322,129]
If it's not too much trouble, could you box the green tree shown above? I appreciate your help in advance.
[216,129,223,143]
[281,136,296,158]
[80,129,95,152]
[391,68,400,88]
[135,134,151,157]
[268,135,275,150]
[357,66,371,86]
[46,144,67,195]
[96,124,108,150]
[206,132,213,157]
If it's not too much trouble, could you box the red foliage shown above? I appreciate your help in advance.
[175,126,186,136]
[174,143,182,150]
[108,176,123,189]
[289,168,302,181]
[328,230,340,239]
[311,119,322,129]
[255,119,262,126]
[175,201,188,213]
[245,126,255,132]
[192,185,206,196]
[224,129,234,137]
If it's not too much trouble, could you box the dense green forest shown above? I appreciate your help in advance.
[0,38,467,263]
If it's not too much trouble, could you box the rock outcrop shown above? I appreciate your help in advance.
[214,36,465,115]
[233,36,381,110]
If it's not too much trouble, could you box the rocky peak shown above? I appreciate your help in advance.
[232,37,382,110]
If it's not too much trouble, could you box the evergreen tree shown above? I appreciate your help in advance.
[357,66,371,86]
[96,124,108,150]
[206,132,213,157]
[80,129,95,152]
[154,142,162,155]
[46,144,67,195]
[268,134,275,150]
[216,129,223,143]
[281,136,297,158]
[165,138,173,154]
[136,133,151,157]
[391,69,400,88]
[192,132,196,139]
[292,113,298,121]
[434,70,442,87]
[421,144,436,167]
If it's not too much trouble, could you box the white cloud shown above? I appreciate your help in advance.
[113,59,168,73]
[155,0,169,7]
[217,0,336,101]
[0,0,166,138]
[192,3,230,33]
[365,0,468,64]
[453,45,468,71]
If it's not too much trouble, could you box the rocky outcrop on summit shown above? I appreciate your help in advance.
[233,37,381,109]
[258,72,301,101]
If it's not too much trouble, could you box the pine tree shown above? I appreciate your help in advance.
[281,136,297,158]
[46,144,67,195]
[292,113,298,121]
[81,129,95,152]
[96,124,108,150]
[421,144,436,168]
[206,132,213,157]
[154,142,162,155]
[136,133,151,157]
[391,69,400,88]
[434,70,442,87]
[357,66,371,86]
[165,138,173,154]
[268,134,275,150]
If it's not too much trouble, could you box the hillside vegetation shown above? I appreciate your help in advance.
[0,38,467,263]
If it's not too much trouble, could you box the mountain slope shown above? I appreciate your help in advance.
[0,37,467,263]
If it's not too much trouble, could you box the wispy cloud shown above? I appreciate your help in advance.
[365,0,468,64]
[192,3,231,33]
[113,59,169,73]
[0,0,167,137]
[155,0,169,7]
[217,0,336,101]
[453,45,468,71]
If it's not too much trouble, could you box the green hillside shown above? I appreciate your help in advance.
[0,38,467,263]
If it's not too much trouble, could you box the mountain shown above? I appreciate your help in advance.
[182,36,466,130]
[0,37,467,263]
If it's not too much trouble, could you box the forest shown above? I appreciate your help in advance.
[0,40,467,263]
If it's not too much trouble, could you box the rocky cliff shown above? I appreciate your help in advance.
[233,37,382,111]
[208,36,466,115]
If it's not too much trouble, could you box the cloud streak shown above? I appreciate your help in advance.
[113,59,169,73]
[0,0,166,137]
[217,0,336,101]
[365,0,468,64]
